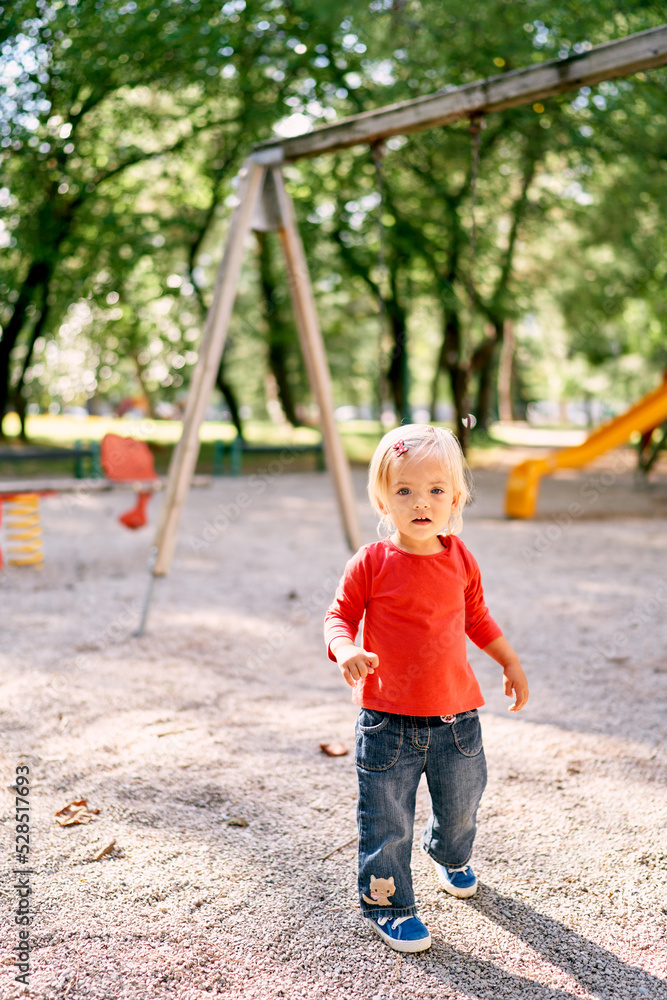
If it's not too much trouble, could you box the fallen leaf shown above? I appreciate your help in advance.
[319,742,349,757]
[55,800,100,826]
[93,839,116,861]
[225,816,248,828]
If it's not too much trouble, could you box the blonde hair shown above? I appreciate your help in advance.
[367,424,472,536]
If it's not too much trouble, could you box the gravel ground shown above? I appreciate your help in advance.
[1,451,666,1000]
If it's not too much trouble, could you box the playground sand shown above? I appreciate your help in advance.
[1,449,666,1000]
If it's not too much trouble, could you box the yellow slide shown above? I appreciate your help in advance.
[505,380,667,518]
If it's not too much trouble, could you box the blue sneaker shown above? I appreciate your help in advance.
[366,914,431,953]
[424,849,477,898]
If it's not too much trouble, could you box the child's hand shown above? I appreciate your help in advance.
[482,637,529,713]
[503,662,529,713]
[334,645,379,688]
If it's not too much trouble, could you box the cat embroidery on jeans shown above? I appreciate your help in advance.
[362,875,395,906]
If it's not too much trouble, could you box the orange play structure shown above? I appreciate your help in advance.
[100,434,160,529]
[0,491,55,569]
[505,380,667,519]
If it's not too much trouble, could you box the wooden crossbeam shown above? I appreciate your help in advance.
[254,24,667,163]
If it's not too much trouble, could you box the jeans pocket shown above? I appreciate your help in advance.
[355,710,403,771]
[452,710,483,757]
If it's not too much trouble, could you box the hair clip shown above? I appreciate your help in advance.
[392,439,409,456]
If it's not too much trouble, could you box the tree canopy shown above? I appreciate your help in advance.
[1,0,666,442]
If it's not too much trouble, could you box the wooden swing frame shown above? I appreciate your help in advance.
[145,24,667,600]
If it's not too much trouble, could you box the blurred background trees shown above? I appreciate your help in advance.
[1,0,666,442]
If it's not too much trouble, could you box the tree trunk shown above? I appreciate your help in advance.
[0,183,85,435]
[330,224,410,425]
[13,295,52,440]
[428,305,471,451]
[216,367,244,439]
[449,363,471,453]
[511,350,529,419]
[429,326,448,422]
[188,283,244,437]
[386,296,409,422]
[443,311,470,452]
[129,349,160,419]
[475,355,496,432]
[258,232,302,427]
[14,391,28,442]
[0,260,52,435]
[497,319,515,421]
[471,146,537,429]
[472,321,503,432]
[187,206,244,440]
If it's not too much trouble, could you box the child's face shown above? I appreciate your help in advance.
[379,453,460,554]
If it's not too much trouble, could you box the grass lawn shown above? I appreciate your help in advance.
[0,414,389,478]
[1,412,583,481]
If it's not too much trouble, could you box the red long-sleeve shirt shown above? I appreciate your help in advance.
[324,535,502,716]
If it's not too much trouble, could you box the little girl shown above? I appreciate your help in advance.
[324,424,528,953]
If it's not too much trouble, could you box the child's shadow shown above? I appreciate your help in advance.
[436,883,665,999]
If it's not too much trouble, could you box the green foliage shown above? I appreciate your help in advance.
[1,0,666,434]
[0,0,365,419]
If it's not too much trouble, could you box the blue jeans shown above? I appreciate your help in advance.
[355,708,487,918]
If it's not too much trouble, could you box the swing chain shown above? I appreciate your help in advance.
[467,114,486,308]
